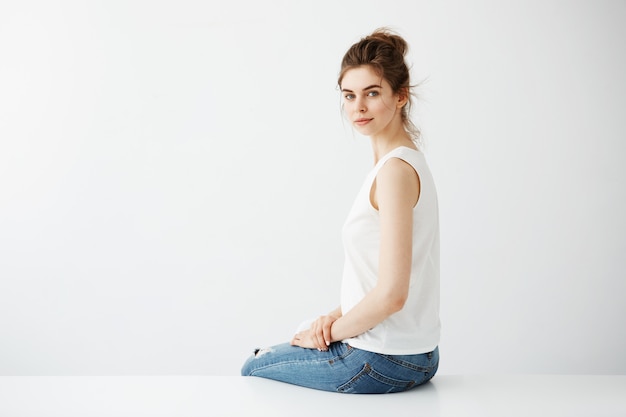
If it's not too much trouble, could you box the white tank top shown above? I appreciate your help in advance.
[340,146,440,355]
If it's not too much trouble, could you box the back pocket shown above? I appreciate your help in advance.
[337,363,415,394]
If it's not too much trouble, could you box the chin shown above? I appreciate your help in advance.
[354,127,373,136]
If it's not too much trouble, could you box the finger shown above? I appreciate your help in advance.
[315,326,327,351]
[322,320,332,347]
[311,318,322,349]
[312,317,322,334]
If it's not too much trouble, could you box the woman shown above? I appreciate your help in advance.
[241,28,440,394]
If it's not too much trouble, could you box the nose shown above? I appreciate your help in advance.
[356,97,367,113]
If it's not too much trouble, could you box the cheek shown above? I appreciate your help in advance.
[377,99,398,118]
[378,97,396,111]
[367,101,385,116]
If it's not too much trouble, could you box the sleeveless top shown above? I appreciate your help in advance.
[340,146,440,355]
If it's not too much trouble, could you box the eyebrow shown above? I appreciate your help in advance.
[341,84,382,93]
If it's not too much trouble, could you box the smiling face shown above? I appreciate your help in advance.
[340,65,407,139]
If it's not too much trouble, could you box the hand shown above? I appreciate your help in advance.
[310,314,338,350]
[290,328,322,350]
[290,314,338,351]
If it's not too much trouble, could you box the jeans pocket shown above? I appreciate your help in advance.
[380,354,432,373]
[337,363,416,394]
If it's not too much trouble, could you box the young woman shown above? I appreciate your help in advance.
[241,28,440,394]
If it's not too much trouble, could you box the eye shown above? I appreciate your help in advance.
[367,91,379,97]
[344,93,356,100]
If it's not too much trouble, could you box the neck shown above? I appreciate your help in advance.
[370,124,416,164]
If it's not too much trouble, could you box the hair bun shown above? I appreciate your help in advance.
[367,28,408,56]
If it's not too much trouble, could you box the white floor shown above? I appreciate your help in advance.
[1,375,624,417]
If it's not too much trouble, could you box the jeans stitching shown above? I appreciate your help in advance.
[366,365,416,389]
[379,354,431,373]
[337,362,416,393]
[337,363,371,392]
[250,344,354,375]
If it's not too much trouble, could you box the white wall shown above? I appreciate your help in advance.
[1,0,624,376]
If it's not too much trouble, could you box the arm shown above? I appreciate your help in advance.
[291,158,420,350]
[330,158,419,343]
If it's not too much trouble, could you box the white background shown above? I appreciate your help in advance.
[1,0,624,376]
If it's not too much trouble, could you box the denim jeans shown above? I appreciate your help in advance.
[241,342,439,394]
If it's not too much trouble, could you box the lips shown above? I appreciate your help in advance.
[354,118,372,126]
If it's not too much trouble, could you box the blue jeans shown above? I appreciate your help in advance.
[241,342,439,394]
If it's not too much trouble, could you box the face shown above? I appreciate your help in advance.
[340,66,406,138]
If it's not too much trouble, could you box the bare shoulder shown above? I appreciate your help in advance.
[378,158,419,191]
[374,158,420,209]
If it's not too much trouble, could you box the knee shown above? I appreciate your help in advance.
[241,349,264,376]
[241,355,254,376]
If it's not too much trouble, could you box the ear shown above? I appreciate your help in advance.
[396,87,409,108]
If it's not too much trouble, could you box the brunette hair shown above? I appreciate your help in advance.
[338,28,420,143]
